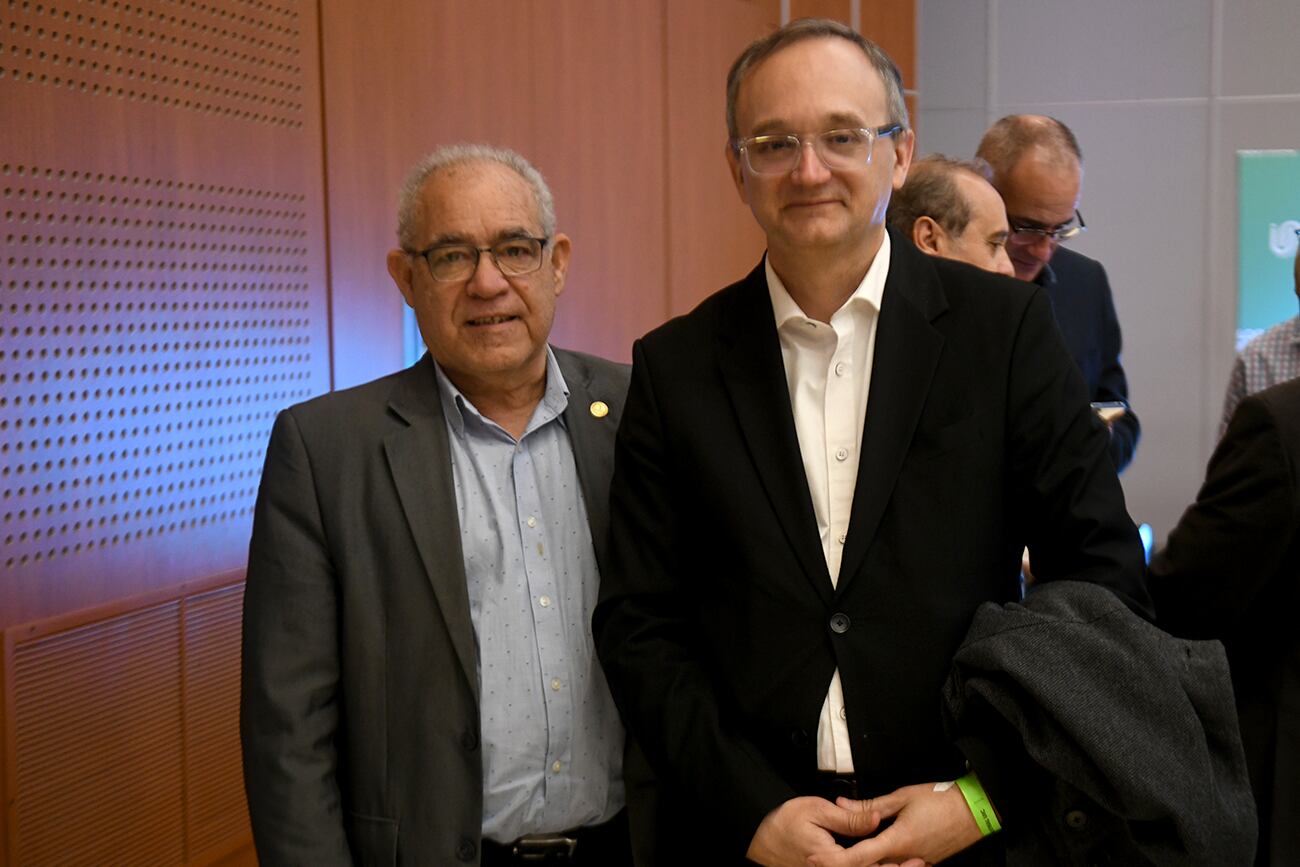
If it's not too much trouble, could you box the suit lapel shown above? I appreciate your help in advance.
[556,350,617,566]
[382,356,479,701]
[718,263,834,603]
[837,237,947,595]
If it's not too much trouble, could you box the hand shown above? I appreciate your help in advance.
[806,783,983,867]
[745,796,881,867]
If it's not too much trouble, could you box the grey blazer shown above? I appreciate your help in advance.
[240,349,631,866]
[944,580,1257,866]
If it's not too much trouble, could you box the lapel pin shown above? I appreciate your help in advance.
[589,400,609,419]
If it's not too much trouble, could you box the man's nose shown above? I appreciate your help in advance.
[465,252,510,296]
[790,140,832,183]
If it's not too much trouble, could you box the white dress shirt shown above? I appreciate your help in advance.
[765,234,890,773]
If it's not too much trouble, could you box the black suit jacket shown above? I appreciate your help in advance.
[1038,247,1140,472]
[241,349,631,866]
[1150,377,1300,866]
[594,234,1150,862]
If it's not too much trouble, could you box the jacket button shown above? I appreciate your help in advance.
[456,837,477,861]
[1064,809,1088,829]
[791,728,810,747]
[829,613,851,634]
[461,730,479,751]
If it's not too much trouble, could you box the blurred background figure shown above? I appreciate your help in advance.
[887,153,1014,276]
[978,115,1140,473]
[1149,375,1300,867]
[1220,234,1300,436]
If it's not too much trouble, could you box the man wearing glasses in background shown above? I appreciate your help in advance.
[242,144,635,866]
[977,115,1140,473]
[595,19,1149,867]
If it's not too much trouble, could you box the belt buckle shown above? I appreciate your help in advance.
[512,833,579,862]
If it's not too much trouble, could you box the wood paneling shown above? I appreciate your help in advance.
[1,573,250,866]
[790,0,852,25]
[0,0,331,630]
[861,0,917,88]
[664,0,774,315]
[321,1,669,380]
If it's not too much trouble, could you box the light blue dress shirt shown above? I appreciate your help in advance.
[434,349,624,842]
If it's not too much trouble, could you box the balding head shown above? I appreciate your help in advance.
[888,154,1013,276]
[977,115,1084,281]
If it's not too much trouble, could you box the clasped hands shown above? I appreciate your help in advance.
[745,781,984,867]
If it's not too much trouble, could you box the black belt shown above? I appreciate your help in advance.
[480,809,631,866]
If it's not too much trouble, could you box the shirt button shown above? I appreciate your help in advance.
[834,361,846,376]
[839,706,848,720]
[551,678,562,691]
[539,595,551,607]
[526,515,537,528]
[552,760,563,773]
[835,447,848,461]
[829,612,851,634]
[837,531,847,545]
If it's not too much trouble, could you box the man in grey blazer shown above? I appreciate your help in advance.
[241,145,633,866]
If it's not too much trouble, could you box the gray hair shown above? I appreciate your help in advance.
[976,115,1082,184]
[395,144,557,251]
[725,17,909,142]
[887,154,996,236]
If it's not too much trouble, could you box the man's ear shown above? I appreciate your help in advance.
[549,233,572,297]
[911,216,946,256]
[725,141,749,205]
[891,127,916,191]
[387,249,417,308]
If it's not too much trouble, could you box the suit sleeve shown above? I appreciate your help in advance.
[1010,288,1152,617]
[594,339,796,855]
[1093,264,1140,473]
[1149,394,1299,638]
[240,409,351,865]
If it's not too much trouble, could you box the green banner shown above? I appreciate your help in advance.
[1237,150,1300,350]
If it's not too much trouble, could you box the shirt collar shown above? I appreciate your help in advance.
[765,232,890,329]
[433,346,570,440]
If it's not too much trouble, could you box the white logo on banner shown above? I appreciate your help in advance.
[1269,220,1300,257]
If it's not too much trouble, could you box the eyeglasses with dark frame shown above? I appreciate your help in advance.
[1007,210,1086,245]
[733,124,903,175]
[410,236,549,282]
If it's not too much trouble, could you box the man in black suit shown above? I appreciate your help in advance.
[594,18,1149,867]
[977,115,1140,473]
[1150,377,1300,866]
[241,145,634,865]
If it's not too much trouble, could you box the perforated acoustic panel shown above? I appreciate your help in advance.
[0,0,328,862]
[1,163,314,571]
[0,0,330,624]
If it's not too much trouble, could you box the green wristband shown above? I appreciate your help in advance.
[955,772,1002,836]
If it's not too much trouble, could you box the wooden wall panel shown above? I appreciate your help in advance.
[861,0,917,88]
[321,0,668,382]
[1,574,250,866]
[790,0,852,25]
[0,0,331,630]
[664,0,774,315]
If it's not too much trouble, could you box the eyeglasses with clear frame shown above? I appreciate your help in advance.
[410,236,549,282]
[733,124,903,175]
[1007,210,1086,245]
